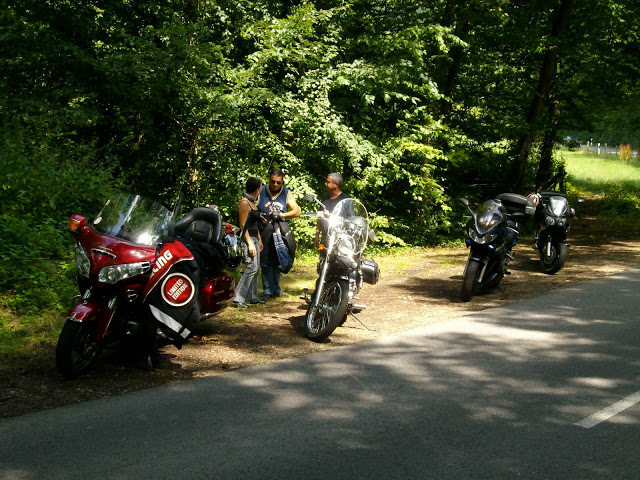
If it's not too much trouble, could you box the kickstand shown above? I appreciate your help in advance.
[349,311,374,331]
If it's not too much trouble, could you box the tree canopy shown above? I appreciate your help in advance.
[1,0,639,252]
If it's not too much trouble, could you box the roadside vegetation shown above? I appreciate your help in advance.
[563,150,640,232]
[563,149,640,194]
[2,149,639,363]
[1,2,638,365]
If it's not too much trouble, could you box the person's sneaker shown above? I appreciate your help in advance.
[232,301,248,308]
[249,298,266,304]
[263,294,272,300]
[274,292,289,298]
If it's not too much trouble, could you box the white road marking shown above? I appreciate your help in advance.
[575,390,640,429]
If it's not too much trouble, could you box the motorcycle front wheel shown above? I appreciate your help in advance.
[56,321,101,379]
[461,259,481,302]
[540,241,567,275]
[304,280,349,342]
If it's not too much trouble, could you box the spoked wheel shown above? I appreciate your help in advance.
[461,260,481,302]
[56,321,101,379]
[304,280,349,342]
[540,241,567,274]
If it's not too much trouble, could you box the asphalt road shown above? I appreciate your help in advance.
[1,269,639,479]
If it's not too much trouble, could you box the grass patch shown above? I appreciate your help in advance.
[0,307,64,363]
[562,149,640,195]
[561,148,640,235]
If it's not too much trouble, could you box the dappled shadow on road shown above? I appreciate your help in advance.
[4,271,638,479]
[2,236,640,420]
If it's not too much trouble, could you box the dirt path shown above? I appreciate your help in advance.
[2,218,640,419]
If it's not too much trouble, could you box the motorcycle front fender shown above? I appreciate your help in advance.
[468,246,488,264]
[66,298,115,340]
[538,227,567,246]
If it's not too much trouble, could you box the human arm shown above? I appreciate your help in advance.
[284,192,301,219]
[238,201,257,256]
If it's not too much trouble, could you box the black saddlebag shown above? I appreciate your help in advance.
[361,258,380,285]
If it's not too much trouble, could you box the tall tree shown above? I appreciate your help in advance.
[512,0,573,191]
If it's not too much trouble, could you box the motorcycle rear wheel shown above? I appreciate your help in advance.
[56,321,101,379]
[540,241,567,275]
[461,260,481,302]
[304,280,349,342]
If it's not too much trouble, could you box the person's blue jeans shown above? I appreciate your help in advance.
[261,264,281,296]
[233,236,260,304]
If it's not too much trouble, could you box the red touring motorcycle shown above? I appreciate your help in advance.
[56,193,244,379]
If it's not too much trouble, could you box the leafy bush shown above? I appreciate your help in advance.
[619,144,633,162]
[0,123,121,312]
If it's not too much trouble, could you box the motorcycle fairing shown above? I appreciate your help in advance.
[143,240,201,345]
[66,297,115,339]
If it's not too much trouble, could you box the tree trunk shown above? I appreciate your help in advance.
[537,129,557,190]
[512,0,573,191]
[536,94,560,190]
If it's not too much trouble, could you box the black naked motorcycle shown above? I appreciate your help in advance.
[459,193,535,302]
[301,195,380,341]
[528,191,575,274]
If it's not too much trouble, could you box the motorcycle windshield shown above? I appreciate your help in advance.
[92,194,172,246]
[328,198,369,255]
[474,200,506,235]
[547,196,568,216]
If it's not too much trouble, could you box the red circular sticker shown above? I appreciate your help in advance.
[161,273,195,307]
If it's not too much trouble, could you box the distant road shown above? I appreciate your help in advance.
[1,268,640,479]
[580,144,638,157]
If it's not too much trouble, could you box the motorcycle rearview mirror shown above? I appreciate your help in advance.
[303,193,318,203]
[368,229,376,242]
[459,197,474,214]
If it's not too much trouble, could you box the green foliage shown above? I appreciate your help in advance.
[1,0,639,315]
[563,149,640,194]
[0,122,120,311]
[597,186,640,226]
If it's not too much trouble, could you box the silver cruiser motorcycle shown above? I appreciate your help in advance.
[301,195,380,341]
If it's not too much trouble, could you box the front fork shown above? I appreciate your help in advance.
[66,289,116,340]
[311,256,330,309]
[464,252,489,284]
[538,227,567,257]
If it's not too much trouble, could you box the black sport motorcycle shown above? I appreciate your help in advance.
[528,191,575,274]
[301,195,379,341]
[459,193,535,302]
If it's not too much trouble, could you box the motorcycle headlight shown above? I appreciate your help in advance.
[75,243,91,278]
[557,218,566,227]
[469,228,497,245]
[98,262,151,284]
[545,216,556,226]
[336,236,356,258]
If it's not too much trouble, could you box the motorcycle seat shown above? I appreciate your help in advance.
[185,220,214,244]
[495,193,536,216]
[175,207,223,245]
